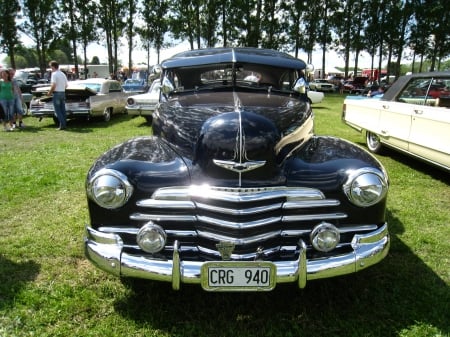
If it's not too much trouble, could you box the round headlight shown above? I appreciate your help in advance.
[137,223,167,253]
[127,98,135,105]
[343,168,388,207]
[310,222,340,252]
[87,169,133,209]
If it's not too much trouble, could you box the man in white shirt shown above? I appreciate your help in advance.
[47,61,68,130]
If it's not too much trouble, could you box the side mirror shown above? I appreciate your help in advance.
[293,77,306,94]
[161,77,174,95]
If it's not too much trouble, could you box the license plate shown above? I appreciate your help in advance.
[201,261,276,291]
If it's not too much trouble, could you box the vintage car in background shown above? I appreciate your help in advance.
[122,79,149,93]
[126,79,161,124]
[84,48,390,292]
[343,72,450,172]
[308,79,335,92]
[30,78,128,124]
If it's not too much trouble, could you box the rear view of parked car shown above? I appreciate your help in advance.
[30,78,128,124]
[84,47,390,292]
[126,79,161,124]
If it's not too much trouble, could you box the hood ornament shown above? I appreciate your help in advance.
[213,159,266,173]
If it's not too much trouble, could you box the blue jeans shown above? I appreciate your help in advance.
[0,99,15,122]
[14,95,24,116]
[52,92,67,128]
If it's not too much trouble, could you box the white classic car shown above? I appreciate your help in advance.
[30,79,128,124]
[309,79,335,92]
[342,72,450,172]
[125,79,161,123]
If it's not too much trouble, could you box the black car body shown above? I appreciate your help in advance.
[84,48,389,292]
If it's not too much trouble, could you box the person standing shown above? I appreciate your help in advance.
[9,68,26,129]
[0,69,15,131]
[47,61,68,130]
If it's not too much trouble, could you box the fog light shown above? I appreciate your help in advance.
[310,222,340,252]
[137,223,167,253]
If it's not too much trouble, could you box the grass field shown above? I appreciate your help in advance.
[0,94,448,337]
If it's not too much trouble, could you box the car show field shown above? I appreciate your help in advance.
[0,90,448,336]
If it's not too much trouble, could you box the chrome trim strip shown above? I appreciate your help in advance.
[129,213,196,222]
[195,201,283,215]
[84,223,389,290]
[283,199,340,208]
[97,225,377,238]
[136,199,196,209]
[198,215,281,229]
[98,226,139,235]
[283,213,348,221]
[151,186,326,203]
[197,229,281,245]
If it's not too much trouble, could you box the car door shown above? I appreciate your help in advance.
[407,76,450,169]
[377,100,412,151]
[377,77,438,152]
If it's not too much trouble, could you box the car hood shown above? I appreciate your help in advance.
[152,91,313,185]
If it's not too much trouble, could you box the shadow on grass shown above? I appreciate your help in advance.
[113,210,449,337]
[0,255,40,310]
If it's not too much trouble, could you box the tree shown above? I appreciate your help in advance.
[77,1,99,78]
[140,0,169,64]
[21,0,58,75]
[169,0,199,50]
[124,0,138,77]
[0,0,21,69]
[97,0,126,75]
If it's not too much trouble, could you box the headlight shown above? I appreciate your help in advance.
[343,168,388,207]
[127,97,135,105]
[310,222,340,252]
[137,223,167,253]
[87,169,133,209]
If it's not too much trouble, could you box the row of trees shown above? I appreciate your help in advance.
[0,0,449,79]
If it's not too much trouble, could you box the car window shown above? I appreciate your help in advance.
[109,82,122,92]
[397,77,450,106]
[83,83,102,93]
[166,63,300,93]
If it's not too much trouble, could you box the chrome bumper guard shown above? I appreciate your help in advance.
[84,223,389,290]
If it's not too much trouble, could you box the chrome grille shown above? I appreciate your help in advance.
[100,186,377,261]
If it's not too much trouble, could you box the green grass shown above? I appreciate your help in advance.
[0,95,449,337]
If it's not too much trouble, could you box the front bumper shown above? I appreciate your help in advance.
[84,223,389,291]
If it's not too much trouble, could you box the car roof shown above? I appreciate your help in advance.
[161,47,307,70]
[382,71,450,101]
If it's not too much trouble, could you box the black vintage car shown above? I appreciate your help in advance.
[84,48,389,292]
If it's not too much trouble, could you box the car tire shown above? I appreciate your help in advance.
[103,108,112,122]
[144,115,153,124]
[21,101,28,115]
[366,131,383,153]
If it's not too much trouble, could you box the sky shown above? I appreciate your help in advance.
[1,32,378,73]
[84,40,378,72]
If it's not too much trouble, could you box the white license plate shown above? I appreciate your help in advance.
[201,261,276,291]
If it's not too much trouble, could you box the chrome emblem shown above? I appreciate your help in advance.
[216,241,235,260]
[213,159,266,173]
[213,110,266,173]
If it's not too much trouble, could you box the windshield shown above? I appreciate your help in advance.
[164,63,300,93]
